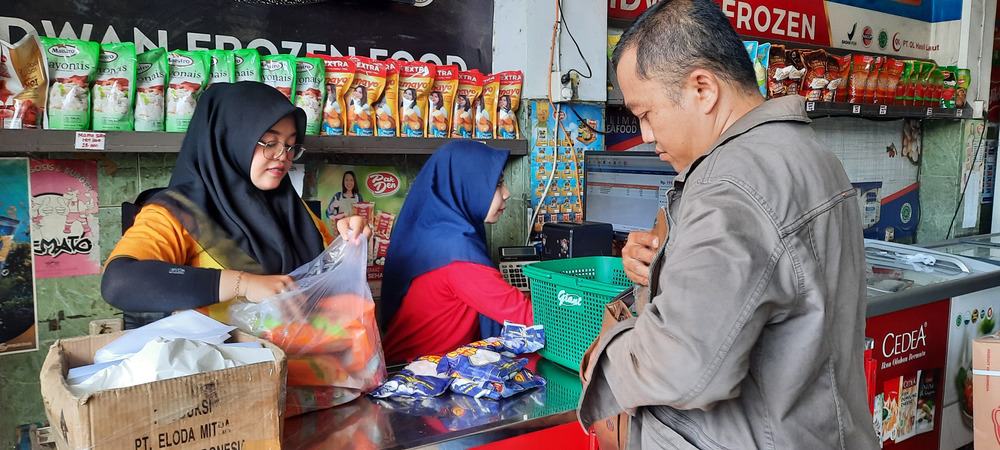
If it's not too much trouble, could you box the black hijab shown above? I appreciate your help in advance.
[151,82,325,274]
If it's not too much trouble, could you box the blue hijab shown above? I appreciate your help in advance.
[380,141,509,330]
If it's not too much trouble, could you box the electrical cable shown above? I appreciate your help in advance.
[557,0,593,80]
[946,122,988,239]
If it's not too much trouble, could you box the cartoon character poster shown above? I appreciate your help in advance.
[317,165,408,281]
[29,159,101,279]
[0,158,38,355]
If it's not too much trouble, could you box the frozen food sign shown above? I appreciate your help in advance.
[0,0,493,70]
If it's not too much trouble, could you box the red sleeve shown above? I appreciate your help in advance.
[443,261,534,325]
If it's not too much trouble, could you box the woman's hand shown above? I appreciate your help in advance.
[220,270,296,303]
[337,215,372,245]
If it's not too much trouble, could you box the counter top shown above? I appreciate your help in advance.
[283,359,582,449]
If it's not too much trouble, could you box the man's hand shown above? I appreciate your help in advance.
[622,231,659,286]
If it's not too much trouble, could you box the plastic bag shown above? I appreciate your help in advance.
[229,237,386,417]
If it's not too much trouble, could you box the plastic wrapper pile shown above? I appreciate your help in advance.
[230,237,386,417]
[371,322,545,401]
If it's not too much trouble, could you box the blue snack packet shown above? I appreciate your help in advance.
[437,345,528,383]
[450,368,546,400]
[369,356,452,398]
[500,321,545,354]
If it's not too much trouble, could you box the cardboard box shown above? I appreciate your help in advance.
[40,331,286,450]
[974,334,1000,449]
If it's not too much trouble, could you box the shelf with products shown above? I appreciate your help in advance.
[0,130,528,155]
[804,101,972,120]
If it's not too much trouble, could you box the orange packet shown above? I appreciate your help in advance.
[450,70,484,138]
[397,60,436,138]
[310,54,355,136]
[495,70,523,139]
[427,65,459,138]
[474,73,499,139]
[876,58,905,104]
[346,56,387,137]
[374,59,400,137]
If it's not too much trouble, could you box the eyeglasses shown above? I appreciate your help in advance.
[257,140,306,161]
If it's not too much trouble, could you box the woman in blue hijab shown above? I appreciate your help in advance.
[380,141,533,364]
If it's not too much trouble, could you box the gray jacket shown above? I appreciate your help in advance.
[578,96,879,450]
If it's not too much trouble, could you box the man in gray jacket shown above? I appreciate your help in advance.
[578,1,879,449]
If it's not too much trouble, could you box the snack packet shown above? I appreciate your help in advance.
[496,70,523,139]
[912,62,933,107]
[449,368,546,400]
[346,56,387,137]
[754,43,771,97]
[438,343,527,383]
[92,42,136,131]
[369,356,452,398]
[41,37,99,130]
[0,33,47,129]
[895,61,915,105]
[766,44,787,98]
[374,59,400,137]
[398,60,435,138]
[941,66,959,108]
[798,50,828,101]
[262,54,297,103]
[165,49,210,132]
[876,58,905,105]
[928,68,944,107]
[862,57,885,104]
[743,41,758,61]
[500,321,545,354]
[956,68,971,108]
[784,49,805,97]
[134,48,168,132]
[475,73,499,138]
[208,49,235,85]
[451,70,483,138]
[848,54,876,104]
[294,56,326,135]
[824,54,849,102]
[427,64,458,138]
[312,54,354,136]
[234,48,261,82]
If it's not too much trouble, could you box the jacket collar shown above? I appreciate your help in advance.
[674,96,812,184]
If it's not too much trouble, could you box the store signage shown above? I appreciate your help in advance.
[0,0,493,71]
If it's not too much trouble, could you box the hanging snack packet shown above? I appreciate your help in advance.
[895,61,915,105]
[294,57,326,135]
[956,68,971,108]
[824,54,849,102]
[930,68,944,107]
[208,49,235,85]
[848,55,876,104]
[495,70,523,139]
[940,66,959,108]
[398,60,436,138]
[369,356,452,398]
[876,58,905,104]
[165,49,210,132]
[450,70,484,138]
[262,54,297,103]
[475,73,499,138]
[134,48,168,132]
[754,43,770,97]
[766,44,787,98]
[311,54,354,136]
[374,59,400,137]
[41,37,99,130]
[784,49,805,97]
[798,50,828,101]
[234,48,261,82]
[743,41,758,61]
[92,42,136,131]
[346,56,387,137]
[0,33,47,129]
[862,57,886,104]
[427,64,458,138]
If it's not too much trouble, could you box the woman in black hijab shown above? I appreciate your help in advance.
[102,82,367,315]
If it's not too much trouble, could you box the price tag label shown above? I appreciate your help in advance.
[806,102,815,112]
[852,105,862,114]
[74,132,106,150]
[926,108,934,117]
[957,109,964,118]
[879,105,888,116]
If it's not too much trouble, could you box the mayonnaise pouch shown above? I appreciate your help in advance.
[474,73,498,139]
[92,42,136,131]
[450,70,483,139]
[374,59,399,137]
[294,57,326,135]
[165,49,210,132]
[1,33,48,129]
[398,61,435,138]
[495,70,523,139]
[234,48,261,82]
[262,54,297,103]
[346,56,387,137]
[427,65,458,138]
[208,49,235,85]
[135,48,168,132]
[312,54,354,137]
[41,37,99,130]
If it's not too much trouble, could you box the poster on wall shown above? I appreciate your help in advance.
[316,165,408,281]
[527,100,604,236]
[0,158,38,356]
[29,159,100,279]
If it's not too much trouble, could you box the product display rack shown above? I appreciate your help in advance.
[804,101,972,120]
[0,130,528,155]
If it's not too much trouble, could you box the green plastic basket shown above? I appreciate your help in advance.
[523,257,631,371]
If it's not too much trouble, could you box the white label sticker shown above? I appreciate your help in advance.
[926,108,934,116]
[852,105,862,114]
[879,105,888,115]
[957,109,965,118]
[806,102,815,112]
[74,132,106,150]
